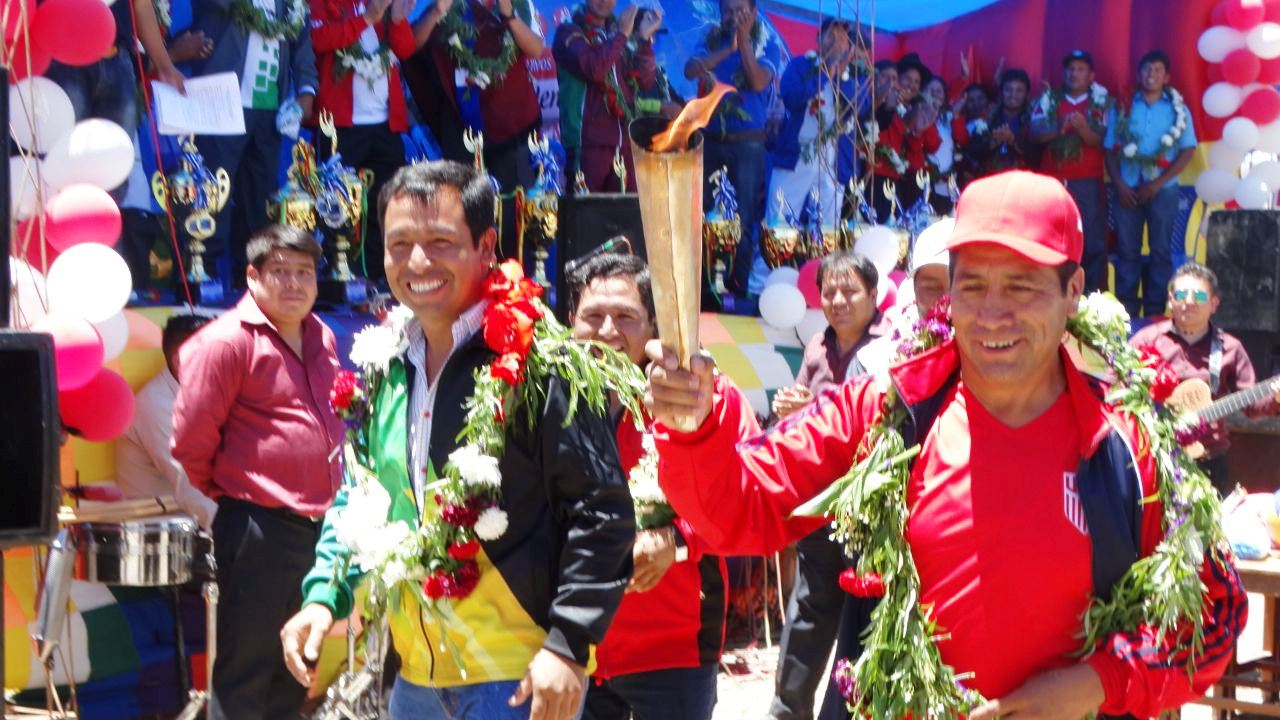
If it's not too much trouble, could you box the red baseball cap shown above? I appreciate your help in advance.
[946,170,1083,266]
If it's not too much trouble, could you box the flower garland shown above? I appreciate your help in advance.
[796,291,1224,718]
[154,0,172,32]
[1034,81,1113,162]
[439,4,519,90]
[627,432,674,530]
[229,0,307,41]
[334,35,393,89]
[328,260,647,664]
[582,18,635,123]
[1113,87,1189,180]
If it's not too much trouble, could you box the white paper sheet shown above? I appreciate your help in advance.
[151,72,247,136]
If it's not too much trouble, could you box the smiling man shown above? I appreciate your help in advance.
[643,171,1244,718]
[172,225,343,720]
[281,161,634,720]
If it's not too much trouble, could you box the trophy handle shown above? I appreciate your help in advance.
[213,169,232,213]
[318,110,339,157]
[151,172,169,209]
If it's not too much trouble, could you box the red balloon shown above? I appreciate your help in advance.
[5,28,50,83]
[45,184,123,252]
[32,313,103,391]
[878,283,898,313]
[1225,199,1243,208]
[16,218,61,270]
[797,259,822,309]
[1260,57,1280,83]
[59,368,135,442]
[1241,86,1280,124]
[3,0,30,43]
[1223,48,1263,85]
[1267,0,1280,22]
[31,0,113,67]
[1226,0,1267,29]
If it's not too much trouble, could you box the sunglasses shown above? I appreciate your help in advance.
[1172,289,1210,304]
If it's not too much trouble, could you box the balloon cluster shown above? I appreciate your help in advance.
[5,0,138,441]
[1196,0,1280,207]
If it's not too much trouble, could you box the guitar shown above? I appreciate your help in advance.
[1165,374,1280,459]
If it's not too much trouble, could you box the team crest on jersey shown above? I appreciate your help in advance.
[1063,472,1089,536]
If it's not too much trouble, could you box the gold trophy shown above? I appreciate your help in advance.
[703,168,741,298]
[517,132,560,289]
[152,135,231,302]
[761,191,805,268]
[315,112,373,289]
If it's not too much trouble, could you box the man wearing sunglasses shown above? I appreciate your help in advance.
[1130,261,1280,495]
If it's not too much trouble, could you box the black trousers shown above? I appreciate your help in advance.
[209,497,321,720]
[770,527,859,720]
[316,122,406,281]
[1200,454,1232,498]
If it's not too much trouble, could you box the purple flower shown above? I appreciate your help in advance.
[832,657,858,701]
[1174,420,1207,447]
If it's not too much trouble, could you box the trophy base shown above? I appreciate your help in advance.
[188,278,224,306]
[320,278,369,306]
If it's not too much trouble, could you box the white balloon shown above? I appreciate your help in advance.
[853,226,901,276]
[10,155,46,220]
[1204,82,1245,118]
[758,283,806,330]
[1249,160,1280,189]
[795,308,828,346]
[1195,168,1240,204]
[1247,22,1280,60]
[1199,25,1247,62]
[42,119,135,193]
[91,311,129,362]
[1208,142,1248,171]
[764,266,800,287]
[1257,120,1280,153]
[8,78,74,154]
[47,243,132,323]
[894,278,917,309]
[1234,173,1277,209]
[1223,117,1261,151]
[8,257,48,329]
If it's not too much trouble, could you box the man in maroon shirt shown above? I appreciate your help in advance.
[1130,261,1280,495]
[172,224,343,720]
[644,171,1244,717]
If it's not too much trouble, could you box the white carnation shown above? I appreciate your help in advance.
[449,445,502,488]
[1122,143,1138,158]
[381,558,410,587]
[1160,134,1174,147]
[1078,292,1130,331]
[630,473,665,506]
[448,33,462,49]
[474,507,509,541]
[350,324,406,373]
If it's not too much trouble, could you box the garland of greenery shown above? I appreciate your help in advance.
[229,0,308,41]
[1034,81,1113,163]
[438,3,520,90]
[795,292,1224,717]
[334,34,392,88]
[1112,87,1190,181]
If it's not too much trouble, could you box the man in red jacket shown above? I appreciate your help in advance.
[567,252,731,720]
[309,0,421,279]
[645,171,1245,718]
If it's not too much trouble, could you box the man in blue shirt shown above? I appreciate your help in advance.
[1104,50,1197,319]
[684,0,775,298]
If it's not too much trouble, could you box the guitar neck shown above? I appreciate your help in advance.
[1198,376,1280,424]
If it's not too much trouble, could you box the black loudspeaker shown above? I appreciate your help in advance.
[555,193,647,320]
[0,330,60,549]
[1206,209,1280,333]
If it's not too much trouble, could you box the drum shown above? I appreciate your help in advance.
[71,514,199,587]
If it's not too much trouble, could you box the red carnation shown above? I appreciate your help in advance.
[441,503,480,528]
[449,560,481,597]
[491,353,525,385]
[329,370,360,415]
[484,301,537,357]
[423,572,447,600]
[449,539,481,560]
[838,569,886,598]
[1157,156,1171,169]
[1151,364,1180,404]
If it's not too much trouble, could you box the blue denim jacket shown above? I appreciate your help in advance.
[1104,89,1198,188]
[770,54,866,175]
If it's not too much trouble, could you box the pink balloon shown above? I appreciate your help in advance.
[1260,56,1280,83]
[1268,0,1280,23]
[1224,47,1263,85]
[1227,0,1267,29]
[15,217,61,271]
[45,184,122,251]
[5,27,50,83]
[31,0,113,67]
[797,259,822,309]
[878,283,898,312]
[32,313,103,391]
[1241,86,1280,124]
[59,368,134,441]
[888,269,908,287]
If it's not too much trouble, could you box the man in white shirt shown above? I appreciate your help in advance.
[116,313,217,528]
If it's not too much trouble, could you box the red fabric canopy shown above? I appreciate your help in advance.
[769,0,1222,140]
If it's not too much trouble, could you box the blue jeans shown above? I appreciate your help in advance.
[704,139,767,297]
[1065,178,1107,294]
[1113,183,1180,318]
[389,676,586,720]
[582,664,718,720]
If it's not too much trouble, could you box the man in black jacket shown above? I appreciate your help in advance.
[281,160,635,720]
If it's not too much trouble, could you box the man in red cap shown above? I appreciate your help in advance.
[641,170,1245,717]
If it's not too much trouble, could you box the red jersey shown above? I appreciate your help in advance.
[308,0,418,131]
[653,342,1245,717]
[1034,94,1107,181]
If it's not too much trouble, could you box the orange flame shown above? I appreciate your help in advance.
[649,82,737,153]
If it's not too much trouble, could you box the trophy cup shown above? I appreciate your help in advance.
[760,191,805,269]
[152,135,231,303]
[517,132,561,290]
[268,141,321,231]
[630,115,704,432]
[315,112,372,304]
[703,168,741,299]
